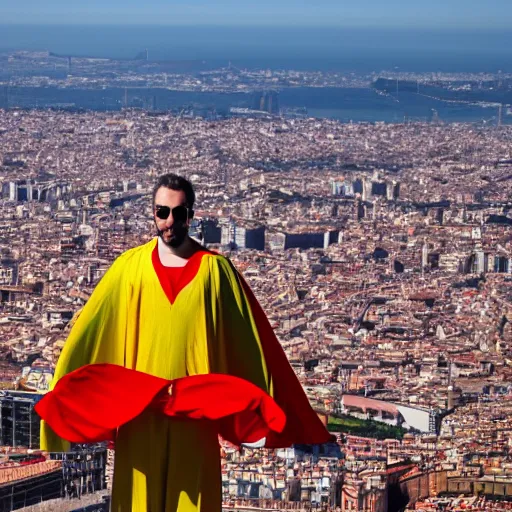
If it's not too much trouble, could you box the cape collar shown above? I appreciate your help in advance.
[151,239,211,305]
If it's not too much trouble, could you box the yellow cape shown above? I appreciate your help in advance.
[41,238,330,511]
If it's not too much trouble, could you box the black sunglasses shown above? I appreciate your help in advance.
[155,205,193,222]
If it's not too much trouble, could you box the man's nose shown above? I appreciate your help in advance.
[164,215,174,228]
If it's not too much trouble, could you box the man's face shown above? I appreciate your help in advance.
[153,187,191,249]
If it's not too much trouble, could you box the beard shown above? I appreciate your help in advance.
[157,224,188,248]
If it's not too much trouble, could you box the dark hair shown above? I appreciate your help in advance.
[152,173,195,209]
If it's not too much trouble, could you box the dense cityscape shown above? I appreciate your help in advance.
[0,99,510,511]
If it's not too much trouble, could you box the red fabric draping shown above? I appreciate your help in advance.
[35,363,286,445]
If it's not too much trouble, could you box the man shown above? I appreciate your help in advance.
[41,174,332,512]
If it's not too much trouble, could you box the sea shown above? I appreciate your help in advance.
[1,25,512,124]
[6,86,508,124]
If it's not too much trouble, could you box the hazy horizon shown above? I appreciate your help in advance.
[2,23,512,33]
[1,24,511,73]
[1,0,512,28]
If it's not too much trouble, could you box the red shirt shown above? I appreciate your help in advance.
[151,244,211,305]
[162,264,185,298]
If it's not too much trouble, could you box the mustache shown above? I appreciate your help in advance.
[156,226,186,237]
[157,228,173,237]
[155,219,188,240]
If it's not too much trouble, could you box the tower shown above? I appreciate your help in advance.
[26,181,33,201]
[422,242,428,269]
[386,182,394,201]
[259,93,265,111]
[361,178,372,202]
[0,85,8,110]
[8,182,17,202]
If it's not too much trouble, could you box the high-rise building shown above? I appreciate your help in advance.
[421,243,429,268]
[494,256,510,273]
[270,230,340,250]
[201,219,222,244]
[253,91,279,114]
[221,222,265,250]
[475,251,486,273]
[0,259,18,285]
[371,181,387,197]
[0,391,43,448]
[386,181,400,201]
[353,179,363,195]
[343,182,355,197]
[26,182,33,201]
[356,202,366,221]
[8,182,17,202]
[0,85,8,110]
[362,179,373,202]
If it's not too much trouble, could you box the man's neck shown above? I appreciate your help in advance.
[157,236,198,267]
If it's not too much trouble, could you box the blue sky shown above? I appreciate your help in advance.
[1,0,511,28]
